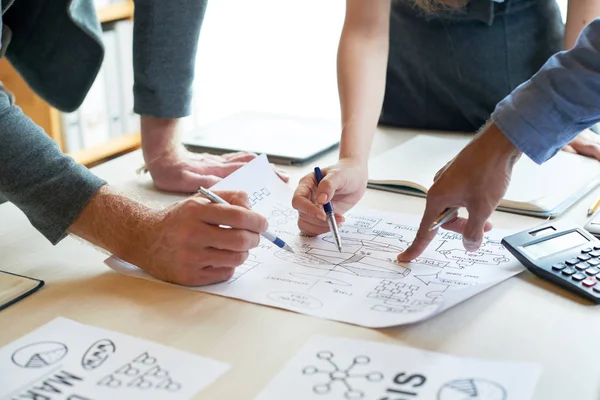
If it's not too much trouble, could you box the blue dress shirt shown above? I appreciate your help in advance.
[492,19,600,164]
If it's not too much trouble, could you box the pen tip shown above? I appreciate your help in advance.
[284,245,295,253]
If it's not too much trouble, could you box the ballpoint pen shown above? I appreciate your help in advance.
[429,207,460,231]
[588,196,600,217]
[314,167,343,253]
[197,187,294,253]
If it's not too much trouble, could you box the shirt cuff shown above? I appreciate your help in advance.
[491,81,579,165]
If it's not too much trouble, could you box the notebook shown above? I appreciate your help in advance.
[367,134,600,218]
[0,270,44,312]
[182,112,341,165]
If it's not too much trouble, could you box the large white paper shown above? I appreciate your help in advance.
[0,317,229,400]
[106,154,524,328]
[256,336,541,400]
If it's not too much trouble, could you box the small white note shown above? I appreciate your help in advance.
[0,317,229,400]
[256,336,541,400]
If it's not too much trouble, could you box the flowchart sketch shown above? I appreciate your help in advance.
[255,336,541,400]
[106,155,524,328]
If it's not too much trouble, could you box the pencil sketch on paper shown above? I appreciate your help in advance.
[105,154,523,327]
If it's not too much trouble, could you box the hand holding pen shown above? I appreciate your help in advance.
[314,167,343,253]
[198,187,294,253]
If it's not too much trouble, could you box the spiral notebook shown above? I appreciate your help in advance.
[368,134,600,218]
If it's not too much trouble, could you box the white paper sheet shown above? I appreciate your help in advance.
[255,336,541,400]
[106,154,524,328]
[0,317,229,400]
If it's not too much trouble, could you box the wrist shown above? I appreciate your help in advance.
[141,116,181,163]
[482,123,522,167]
[68,185,158,263]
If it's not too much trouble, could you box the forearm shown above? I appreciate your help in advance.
[492,19,600,164]
[141,116,179,164]
[0,91,106,244]
[337,0,391,164]
[68,185,156,262]
[565,0,600,49]
[132,0,207,118]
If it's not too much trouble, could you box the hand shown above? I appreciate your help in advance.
[562,129,600,160]
[292,158,368,235]
[128,190,268,286]
[140,116,289,193]
[398,123,521,262]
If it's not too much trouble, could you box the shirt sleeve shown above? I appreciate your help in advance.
[0,89,106,244]
[492,19,600,164]
[132,0,208,118]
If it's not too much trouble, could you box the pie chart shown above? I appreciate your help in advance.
[437,379,507,400]
[12,342,68,368]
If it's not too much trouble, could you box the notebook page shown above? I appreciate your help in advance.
[368,135,470,192]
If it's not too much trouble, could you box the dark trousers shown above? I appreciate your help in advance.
[379,0,564,132]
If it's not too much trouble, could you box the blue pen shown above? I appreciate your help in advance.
[314,167,343,253]
[198,187,294,253]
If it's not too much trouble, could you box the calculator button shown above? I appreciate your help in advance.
[565,258,580,266]
[582,248,593,254]
[590,251,600,258]
[572,273,587,282]
[562,267,577,276]
[594,245,600,251]
[588,259,600,266]
[594,286,600,294]
[583,278,597,287]
[587,267,600,275]
[576,263,590,271]
[552,263,567,271]
[578,254,592,262]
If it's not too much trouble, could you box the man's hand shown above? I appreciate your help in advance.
[398,123,522,262]
[562,129,600,160]
[292,158,368,235]
[141,116,289,193]
[69,187,268,286]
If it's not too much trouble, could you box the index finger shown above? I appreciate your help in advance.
[397,201,447,262]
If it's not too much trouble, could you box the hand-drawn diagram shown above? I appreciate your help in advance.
[275,231,411,280]
[437,378,507,400]
[12,342,68,368]
[368,279,444,314]
[267,204,298,227]
[228,254,260,284]
[303,351,383,399]
[249,188,271,207]
[82,339,116,370]
[98,352,182,392]
[436,240,511,268]
[267,291,323,309]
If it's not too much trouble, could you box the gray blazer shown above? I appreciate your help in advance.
[0,0,207,244]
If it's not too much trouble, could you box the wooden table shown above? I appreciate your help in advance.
[1,128,599,399]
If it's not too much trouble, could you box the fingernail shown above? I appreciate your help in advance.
[278,170,290,179]
[317,193,328,203]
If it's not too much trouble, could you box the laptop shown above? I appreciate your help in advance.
[182,112,341,165]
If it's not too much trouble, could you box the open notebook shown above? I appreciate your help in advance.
[368,134,600,217]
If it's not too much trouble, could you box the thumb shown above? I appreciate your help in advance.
[462,211,488,252]
[315,170,345,205]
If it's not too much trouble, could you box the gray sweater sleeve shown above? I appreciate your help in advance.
[0,90,106,244]
[132,0,208,118]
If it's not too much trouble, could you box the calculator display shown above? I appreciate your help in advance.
[523,231,589,260]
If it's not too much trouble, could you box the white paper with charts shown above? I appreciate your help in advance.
[256,336,541,400]
[0,317,228,400]
[106,154,524,328]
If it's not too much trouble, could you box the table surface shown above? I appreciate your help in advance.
[1,127,599,400]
